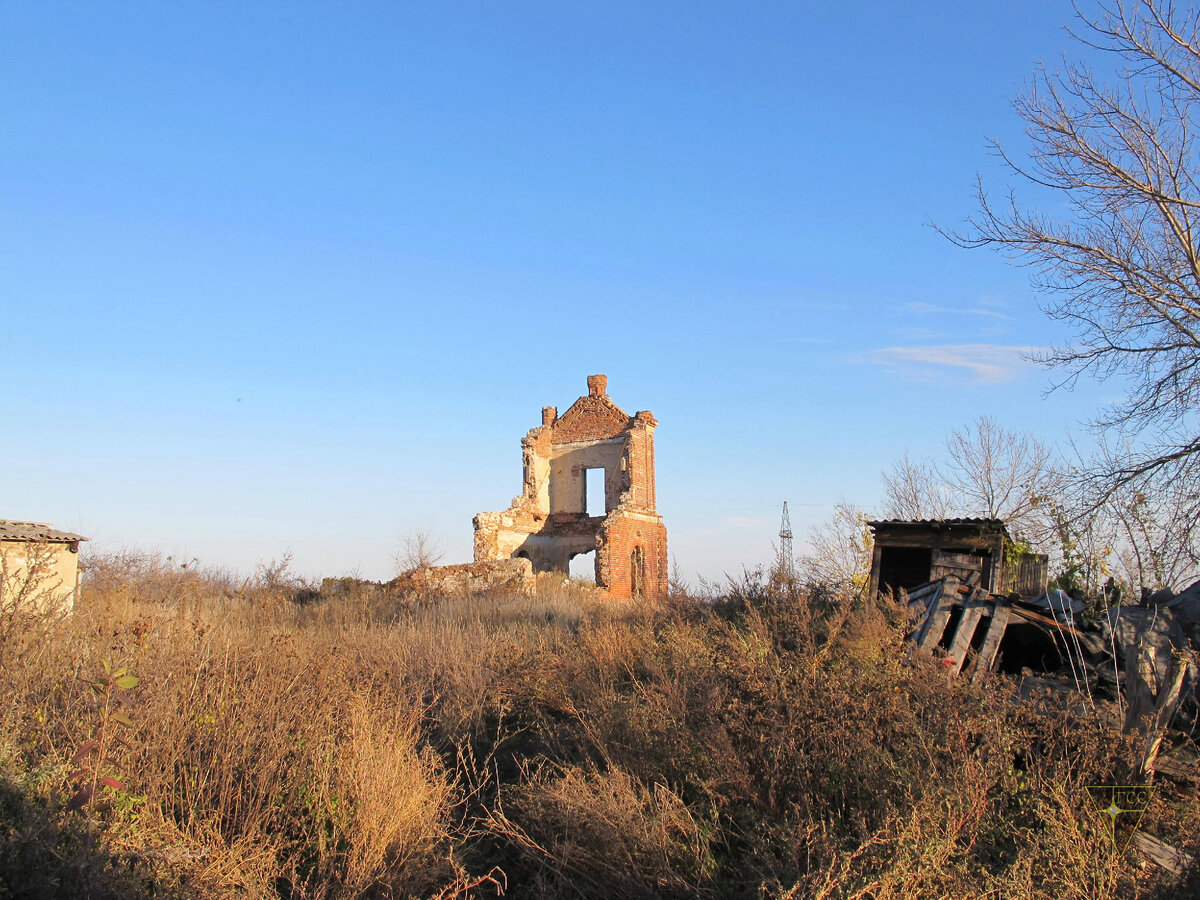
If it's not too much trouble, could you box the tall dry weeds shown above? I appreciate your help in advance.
[0,552,1195,898]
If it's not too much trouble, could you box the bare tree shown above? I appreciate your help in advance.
[1046,457,1200,593]
[880,417,1060,544]
[880,451,953,520]
[947,0,1200,510]
[943,416,1059,536]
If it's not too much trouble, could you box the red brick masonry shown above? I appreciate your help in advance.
[473,375,668,600]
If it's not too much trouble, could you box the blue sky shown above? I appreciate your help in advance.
[2,1,1116,582]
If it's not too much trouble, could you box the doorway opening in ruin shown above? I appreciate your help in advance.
[631,545,645,599]
[569,550,596,582]
[585,468,606,516]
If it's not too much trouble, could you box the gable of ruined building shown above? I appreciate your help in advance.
[551,395,633,444]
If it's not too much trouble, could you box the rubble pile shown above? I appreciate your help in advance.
[904,574,1200,780]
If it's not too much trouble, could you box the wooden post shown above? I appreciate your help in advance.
[868,542,883,600]
[990,534,1005,593]
[1140,651,1195,776]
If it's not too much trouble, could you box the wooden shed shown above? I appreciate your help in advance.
[867,518,1047,600]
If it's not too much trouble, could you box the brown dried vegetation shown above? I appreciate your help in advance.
[0,551,1196,898]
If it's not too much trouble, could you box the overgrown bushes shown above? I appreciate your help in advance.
[0,551,1195,898]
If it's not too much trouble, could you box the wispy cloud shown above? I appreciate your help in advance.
[904,301,1013,321]
[860,344,1044,384]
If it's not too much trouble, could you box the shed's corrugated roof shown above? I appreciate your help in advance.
[867,518,1007,529]
[0,521,87,543]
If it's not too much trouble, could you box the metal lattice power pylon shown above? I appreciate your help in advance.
[778,501,794,580]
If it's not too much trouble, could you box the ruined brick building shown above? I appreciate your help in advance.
[474,375,668,600]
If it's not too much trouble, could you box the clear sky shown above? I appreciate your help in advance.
[2,1,1116,583]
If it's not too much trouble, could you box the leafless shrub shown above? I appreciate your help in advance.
[797,502,874,599]
[81,547,236,608]
[393,528,445,573]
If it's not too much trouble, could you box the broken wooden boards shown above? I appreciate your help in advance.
[904,574,1199,782]
[905,573,1086,681]
[905,573,1012,679]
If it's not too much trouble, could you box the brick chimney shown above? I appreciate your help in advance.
[587,374,607,397]
[542,406,557,425]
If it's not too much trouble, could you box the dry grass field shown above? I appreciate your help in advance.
[1,551,1197,899]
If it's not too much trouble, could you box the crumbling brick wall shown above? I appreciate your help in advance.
[474,375,668,600]
[320,558,535,604]
[391,558,535,598]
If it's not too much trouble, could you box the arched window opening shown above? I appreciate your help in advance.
[631,545,645,599]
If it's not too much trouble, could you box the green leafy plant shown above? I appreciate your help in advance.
[67,659,138,813]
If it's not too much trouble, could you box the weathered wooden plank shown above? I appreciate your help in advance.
[1132,831,1194,875]
[933,550,983,567]
[945,605,984,674]
[1009,605,1084,637]
[909,581,944,640]
[869,533,1000,550]
[932,567,979,586]
[1123,643,1158,733]
[971,599,1011,683]
[931,552,984,588]
[905,582,941,604]
[917,588,954,651]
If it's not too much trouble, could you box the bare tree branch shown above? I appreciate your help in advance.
[943,0,1200,506]
[880,452,952,520]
